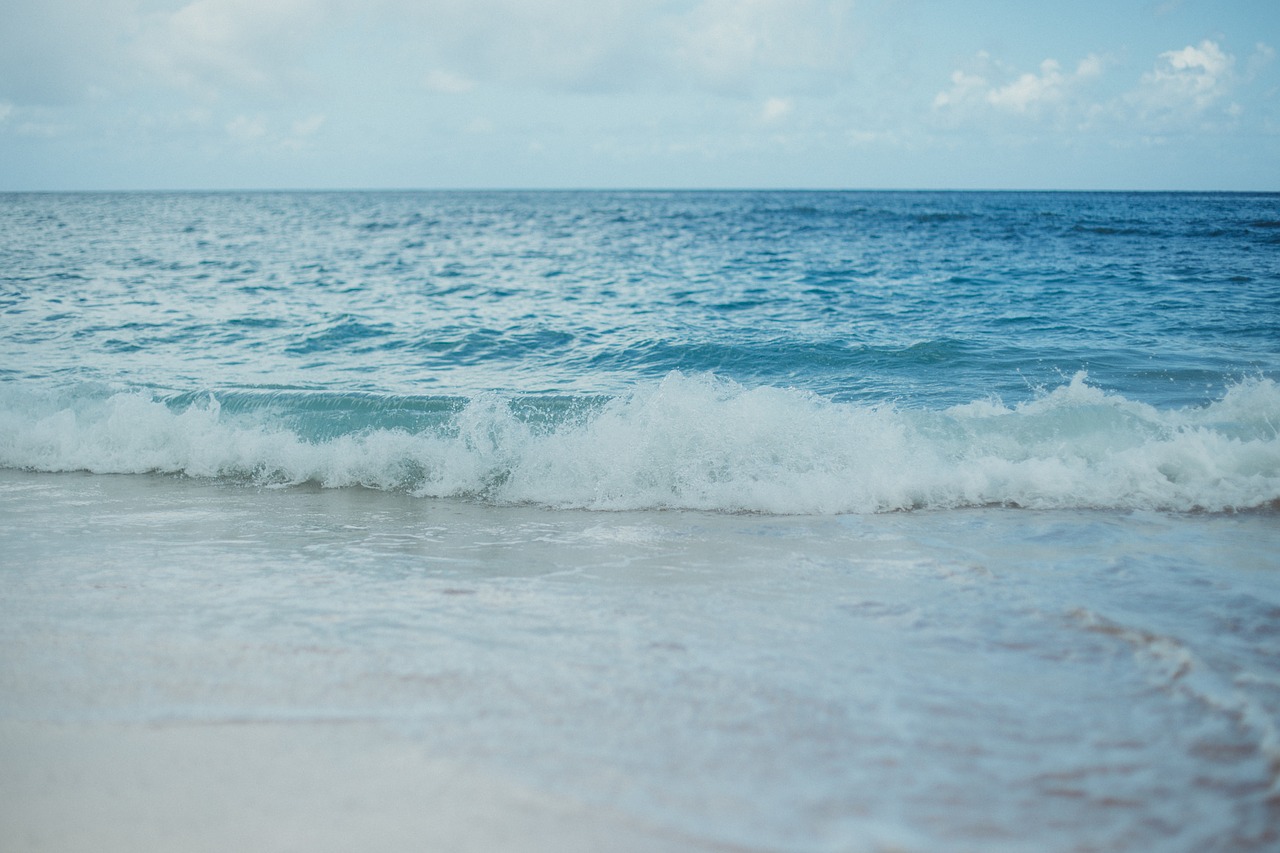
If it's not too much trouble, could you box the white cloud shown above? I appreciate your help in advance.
[671,0,859,93]
[226,113,268,141]
[225,112,330,149]
[934,53,1104,117]
[932,67,988,110]
[423,70,477,95]
[291,114,325,137]
[994,55,1103,114]
[985,59,1067,112]
[371,0,659,94]
[933,41,1251,136]
[4,0,862,107]
[369,0,860,96]
[1131,40,1233,114]
[1115,40,1247,131]
[0,102,13,123]
[279,113,326,150]
[1076,54,1104,79]
[136,0,332,100]
[760,96,793,123]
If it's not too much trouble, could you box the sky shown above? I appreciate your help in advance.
[1,0,1278,190]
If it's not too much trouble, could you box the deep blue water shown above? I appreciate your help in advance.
[1,190,1278,512]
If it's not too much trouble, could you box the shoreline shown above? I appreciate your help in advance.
[3,468,1277,851]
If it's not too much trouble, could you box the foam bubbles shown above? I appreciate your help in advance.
[2,373,1277,514]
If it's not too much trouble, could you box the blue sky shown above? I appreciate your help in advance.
[1,0,1277,190]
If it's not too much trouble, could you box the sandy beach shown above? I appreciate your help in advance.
[3,469,1277,850]
[1,719,719,853]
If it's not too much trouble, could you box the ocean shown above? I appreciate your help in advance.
[2,190,1278,851]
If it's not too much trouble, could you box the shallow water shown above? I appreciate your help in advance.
[2,469,1278,850]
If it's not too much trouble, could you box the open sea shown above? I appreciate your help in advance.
[2,190,1279,851]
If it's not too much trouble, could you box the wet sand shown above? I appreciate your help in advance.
[0,720,714,853]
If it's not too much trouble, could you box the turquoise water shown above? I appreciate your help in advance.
[2,190,1278,512]
[2,191,1279,850]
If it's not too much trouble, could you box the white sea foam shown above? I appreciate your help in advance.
[2,373,1277,514]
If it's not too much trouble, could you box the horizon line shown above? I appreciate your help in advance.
[4,186,1278,195]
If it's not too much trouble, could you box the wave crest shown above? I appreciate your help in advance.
[2,373,1277,514]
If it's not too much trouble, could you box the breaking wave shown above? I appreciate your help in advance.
[2,372,1277,514]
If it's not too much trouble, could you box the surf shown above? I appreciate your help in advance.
[2,372,1276,515]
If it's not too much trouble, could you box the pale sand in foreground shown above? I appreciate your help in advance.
[0,721,735,853]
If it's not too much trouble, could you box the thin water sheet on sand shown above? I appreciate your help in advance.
[1,469,1277,851]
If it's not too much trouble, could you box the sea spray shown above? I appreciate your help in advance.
[3,373,1277,514]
